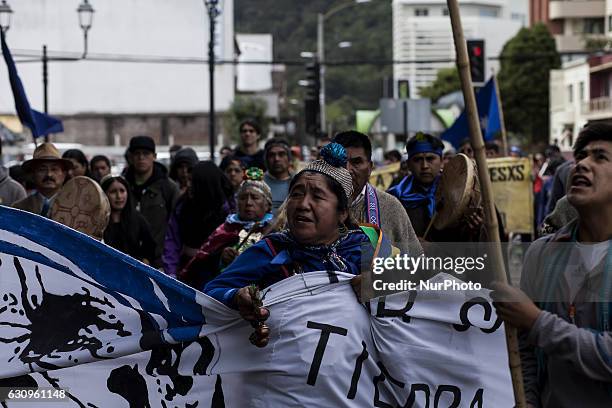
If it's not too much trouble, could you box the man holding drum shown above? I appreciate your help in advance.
[388,132,484,242]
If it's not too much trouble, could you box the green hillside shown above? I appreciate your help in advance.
[235,0,392,131]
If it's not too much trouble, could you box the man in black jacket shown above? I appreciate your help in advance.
[124,136,180,268]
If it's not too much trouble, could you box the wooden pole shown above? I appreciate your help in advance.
[493,74,509,156]
[446,1,527,407]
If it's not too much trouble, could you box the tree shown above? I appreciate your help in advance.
[498,23,560,146]
[419,67,461,102]
[224,96,270,144]
[235,0,392,138]
[326,95,359,134]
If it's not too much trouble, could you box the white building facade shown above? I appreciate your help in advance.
[0,0,235,146]
[549,53,612,151]
[549,59,590,151]
[548,0,606,54]
[392,0,528,98]
[236,34,273,93]
[546,0,612,150]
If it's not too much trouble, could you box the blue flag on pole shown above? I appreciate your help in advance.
[441,77,501,149]
[0,30,63,140]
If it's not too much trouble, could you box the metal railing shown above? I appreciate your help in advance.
[582,96,612,113]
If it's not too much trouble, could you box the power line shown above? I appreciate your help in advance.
[11,48,593,66]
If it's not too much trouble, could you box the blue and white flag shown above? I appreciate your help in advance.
[1,31,63,140]
[0,205,514,407]
[441,77,501,149]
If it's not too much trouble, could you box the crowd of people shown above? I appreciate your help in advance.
[0,117,610,407]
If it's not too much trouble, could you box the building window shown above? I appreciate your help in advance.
[414,8,429,17]
[579,81,585,101]
[479,7,498,18]
[442,7,449,16]
[584,18,605,34]
[609,15,612,32]
[568,84,574,103]
[511,13,526,26]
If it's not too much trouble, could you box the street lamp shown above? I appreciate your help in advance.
[317,0,371,135]
[0,0,13,34]
[204,0,220,161]
[77,0,94,58]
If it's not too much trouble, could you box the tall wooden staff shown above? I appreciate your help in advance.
[446,1,527,406]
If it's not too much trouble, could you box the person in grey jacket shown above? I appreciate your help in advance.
[0,163,26,205]
[544,159,573,217]
[491,123,612,408]
[263,137,293,215]
[0,142,26,206]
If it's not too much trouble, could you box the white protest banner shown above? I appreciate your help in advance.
[0,206,514,407]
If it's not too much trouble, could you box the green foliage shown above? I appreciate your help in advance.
[419,67,461,102]
[326,95,359,133]
[224,96,270,143]
[235,0,392,134]
[498,23,560,146]
[585,36,612,52]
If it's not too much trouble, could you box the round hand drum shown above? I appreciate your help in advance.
[434,153,482,230]
[50,176,110,240]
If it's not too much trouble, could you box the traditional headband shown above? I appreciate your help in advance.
[407,132,443,158]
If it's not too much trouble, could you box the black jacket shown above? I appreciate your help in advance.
[233,147,266,170]
[125,162,180,267]
[104,213,156,263]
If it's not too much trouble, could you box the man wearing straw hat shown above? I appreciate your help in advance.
[13,142,72,217]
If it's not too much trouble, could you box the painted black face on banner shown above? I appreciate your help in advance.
[1,257,130,371]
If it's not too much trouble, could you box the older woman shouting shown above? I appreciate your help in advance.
[204,143,388,347]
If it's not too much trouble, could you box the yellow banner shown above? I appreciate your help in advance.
[0,115,23,133]
[368,162,401,190]
[487,157,533,234]
[368,158,533,234]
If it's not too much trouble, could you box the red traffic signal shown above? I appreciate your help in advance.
[466,39,485,84]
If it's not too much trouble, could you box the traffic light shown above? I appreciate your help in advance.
[466,39,485,84]
[304,62,320,136]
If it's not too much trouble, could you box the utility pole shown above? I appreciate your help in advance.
[317,13,325,136]
[316,1,372,137]
[208,16,215,160]
[42,44,49,142]
[205,0,219,161]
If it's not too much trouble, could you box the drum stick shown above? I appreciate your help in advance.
[447,1,527,406]
[423,212,437,240]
